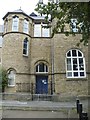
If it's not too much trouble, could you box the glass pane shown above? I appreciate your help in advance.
[12,17,18,31]
[73,58,78,70]
[34,24,41,37]
[79,58,84,70]
[24,42,27,49]
[74,72,78,77]
[67,51,71,57]
[42,27,50,37]
[73,58,77,64]
[67,65,72,70]
[78,51,82,56]
[36,65,38,72]
[80,72,84,76]
[72,50,77,56]
[23,49,26,54]
[79,65,84,70]
[46,65,48,72]
[67,72,72,77]
[23,20,28,33]
[67,58,71,64]
[79,58,83,64]
[39,63,44,72]
[8,71,15,86]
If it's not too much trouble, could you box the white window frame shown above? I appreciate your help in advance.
[12,16,19,31]
[23,38,28,56]
[66,49,86,78]
[34,23,50,37]
[5,19,8,33]
[71,18,78,32]
[8,70,15,87]
[23,19,29,34]
[36,63,48,73]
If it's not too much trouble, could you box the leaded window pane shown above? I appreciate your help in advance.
[67,72,72,77]
[36,63,48,73]
[73,58,78,70]
[66,49,86,78]
[72,50,77,56]
[23,38,28,56]
[67,51,71,57]
[80,72,84,76]
[12,16,19,31]
[78,51,82,57]
[39,63,44,72]
[74,72,78,76]
[67,65,72,70]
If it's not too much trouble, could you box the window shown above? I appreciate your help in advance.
[34,23,50,37]
[23,38,28,56]
[8,70,15,86]
[71,19,78,32]
[12,16,19,31]
[36,63,48,73]
[4,19,8,33]
[66,49,86,78]
[23,19,29,34]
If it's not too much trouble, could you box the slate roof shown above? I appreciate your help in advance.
[3,9,46,23]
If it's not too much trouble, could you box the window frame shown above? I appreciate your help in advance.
[66,49,86,78]
[23,38,29,56]
[7,70,15,87]
[36,63,48,73]
[12,16,19,31]
[34,23,50,37]
[23,19,29,34]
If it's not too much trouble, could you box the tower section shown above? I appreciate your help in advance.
[2,9,32,92]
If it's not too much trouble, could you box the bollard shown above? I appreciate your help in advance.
[78,103,83,120]
[76,99,80,113]
[82,112,88,120]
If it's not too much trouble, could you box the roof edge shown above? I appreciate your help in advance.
[3,11,33,20]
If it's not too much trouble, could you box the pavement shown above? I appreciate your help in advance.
[0,99,88,111]
[0,99,88,118]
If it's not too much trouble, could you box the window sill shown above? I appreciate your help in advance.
[66,78,87,81]
[8,85,15,87]
[36,72,48,75]
[23,54,28,57]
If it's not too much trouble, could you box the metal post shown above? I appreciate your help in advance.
[76,99,80,113]
[78,103,83,120]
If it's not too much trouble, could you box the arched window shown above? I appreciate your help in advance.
[8,70,16,86]
[36,63,48,73]
[4,18,8,33]
[23,19,29,34]
[66,49,86,78]
[23,38,28,56]
[12,16,19,31]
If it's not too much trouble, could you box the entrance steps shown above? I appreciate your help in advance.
[32,94,52,101]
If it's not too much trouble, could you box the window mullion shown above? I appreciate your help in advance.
[77,57,80,77]
[71,51,73,77]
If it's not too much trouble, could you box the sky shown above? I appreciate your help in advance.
[0,0,48,25]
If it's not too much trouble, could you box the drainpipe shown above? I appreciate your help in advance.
[51,25,55,94]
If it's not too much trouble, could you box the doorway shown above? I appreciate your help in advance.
[36,75,48,94]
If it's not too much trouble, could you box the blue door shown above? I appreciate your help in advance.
[36,76,48,94]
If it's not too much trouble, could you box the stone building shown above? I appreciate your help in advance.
[1,8,88,96]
